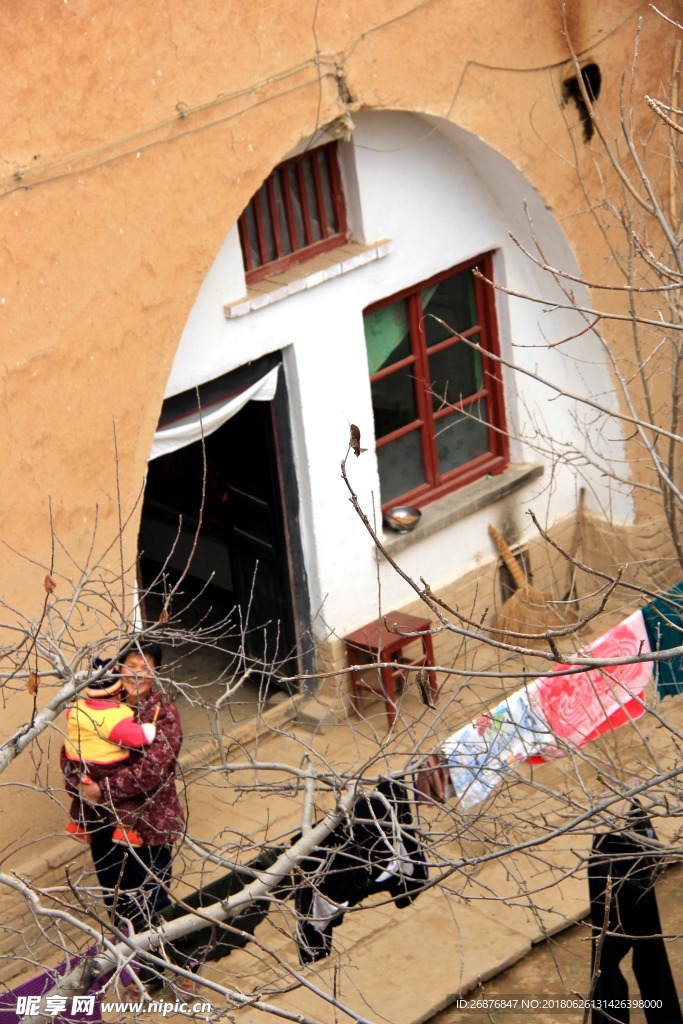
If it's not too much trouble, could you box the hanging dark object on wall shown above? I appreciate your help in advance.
[562,63,602,141]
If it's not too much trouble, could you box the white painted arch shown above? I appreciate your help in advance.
[160,111,631,638]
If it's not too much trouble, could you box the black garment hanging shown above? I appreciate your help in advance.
[588,802,681,1024]
[295,778,428,963]
[154,847,285,971]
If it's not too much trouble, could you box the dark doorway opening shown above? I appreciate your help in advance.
[138,355,308,693]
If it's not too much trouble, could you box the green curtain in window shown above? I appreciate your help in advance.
[365,287,438,375]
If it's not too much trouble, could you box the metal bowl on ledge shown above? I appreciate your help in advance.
[383,505,422,534]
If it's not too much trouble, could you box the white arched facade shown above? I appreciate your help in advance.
[160,111,631,639]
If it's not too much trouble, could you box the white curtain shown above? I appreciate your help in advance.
[149,365,280,461]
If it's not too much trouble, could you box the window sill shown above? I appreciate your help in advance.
[224,240,393,319]
[377,462,545,559]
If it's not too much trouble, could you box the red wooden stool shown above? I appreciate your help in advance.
[344,611,438,728]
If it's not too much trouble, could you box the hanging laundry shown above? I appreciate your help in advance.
[440,686,557,809]
[532,609,651,748]
[413,751,449,804]
[156,847,285,971]
[642,580,683,699]
[295,779,428,963]
[588,801,681,1023]
[437,610,652,810]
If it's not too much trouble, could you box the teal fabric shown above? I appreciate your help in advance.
[642,581,683,699]
[364,286,438,375]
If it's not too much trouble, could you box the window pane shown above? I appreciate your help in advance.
[423,272,477,347]
[317,149,338,235]
[255,187,277,263]
[284,164,306,250]
[428,333,483,410]
[242,143,346,279]
[435,399,489,475]
[371,368,418,439]
[243,201,261,269]
[364,300,411,375]
[377,431,426,505]
[272,170,292,257]
[302,159,322,242]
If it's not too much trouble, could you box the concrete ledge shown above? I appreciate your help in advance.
[179,689,314,770]
[380,463,545,558]
[235,892,534,1024]
[224,240,393,318]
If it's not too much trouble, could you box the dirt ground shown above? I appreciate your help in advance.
[430,863,683,1024]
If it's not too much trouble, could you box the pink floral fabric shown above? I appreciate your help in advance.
[438,611,653,809]
[530,609,651,751]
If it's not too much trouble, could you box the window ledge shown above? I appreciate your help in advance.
[377,462,545,559]
[224,240,393,319]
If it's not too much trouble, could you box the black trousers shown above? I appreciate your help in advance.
[89,822,172,931]
[589,848,681,1024]
[89,821,173,985]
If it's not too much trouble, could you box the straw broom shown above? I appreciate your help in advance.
[488,524,577,647]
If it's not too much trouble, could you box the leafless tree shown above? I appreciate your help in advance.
[4,11,683,1024]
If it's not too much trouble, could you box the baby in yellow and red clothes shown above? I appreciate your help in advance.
[63,660,157,846]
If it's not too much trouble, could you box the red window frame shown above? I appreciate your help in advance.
[238,142,348,284]
[364,254,509,510]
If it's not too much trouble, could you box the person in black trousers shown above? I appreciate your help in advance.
[63,642,186,994]
[588,801,681,1024]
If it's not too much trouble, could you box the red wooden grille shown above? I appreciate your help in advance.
[239,142,348,284]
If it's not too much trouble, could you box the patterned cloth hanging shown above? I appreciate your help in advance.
[531,609,651,749]
[441,686,557,809]
[440,610,652,809]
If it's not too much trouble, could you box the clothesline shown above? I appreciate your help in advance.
[8,586,683,1012]
[0,782,427,1017]
[418,583,683,811]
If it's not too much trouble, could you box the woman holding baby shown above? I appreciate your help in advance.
[61,640,184,939]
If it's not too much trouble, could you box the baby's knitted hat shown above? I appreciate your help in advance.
[84,657,122,698]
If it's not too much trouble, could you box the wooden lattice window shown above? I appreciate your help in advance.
[363,254,509,509]
[238,142,348,284]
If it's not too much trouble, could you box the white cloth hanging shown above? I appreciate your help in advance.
[149,365,280,461]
